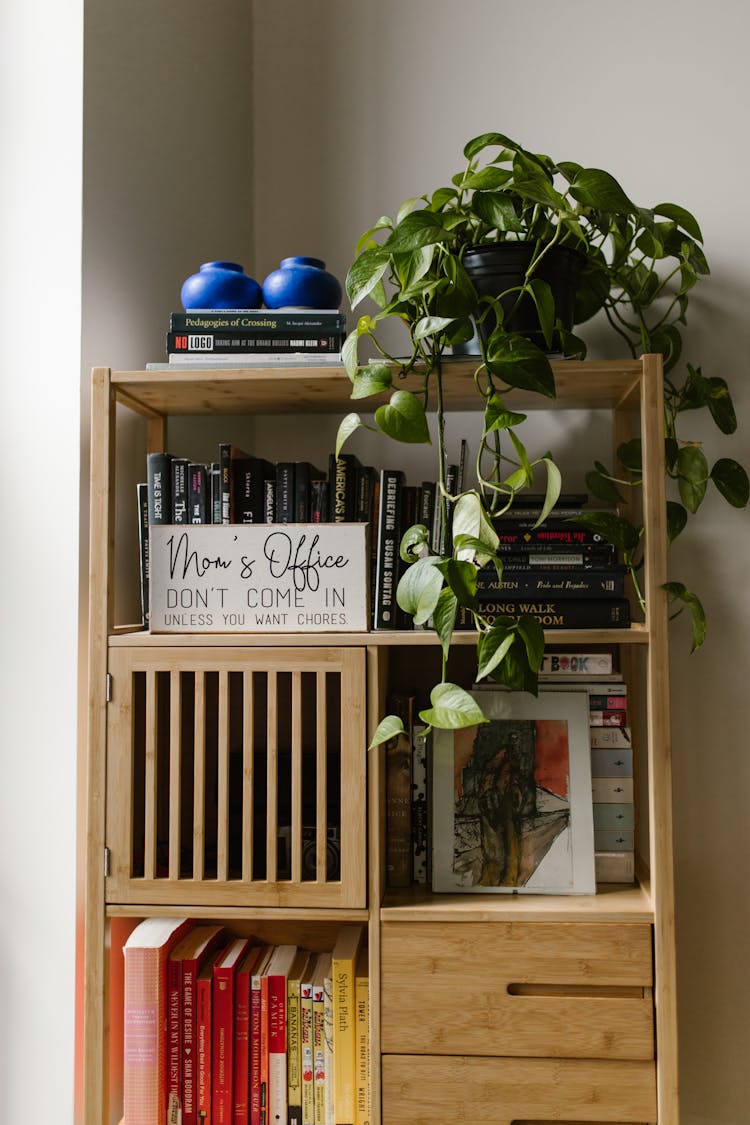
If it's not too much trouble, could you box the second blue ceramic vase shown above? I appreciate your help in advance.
[181,261,262,310]
[262,256,342,309]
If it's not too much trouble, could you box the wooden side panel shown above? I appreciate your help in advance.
[381,1056,657,1124]
[381,921,654,1059]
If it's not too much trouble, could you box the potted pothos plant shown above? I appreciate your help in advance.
[335,131,748,745]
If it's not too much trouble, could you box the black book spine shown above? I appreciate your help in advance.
[171,457,189,524]
[476,567,627,599]
[170,310,347,333]
[458,598,632,629]
[374,469,404,629]
[188,463,209,524]
[275,462,295,523]
[496,525,611,547]
[167,330,344,354]
[497,540,615,557]
[209,463,221,524]
[137,483,149,628]
[328,453,360,523]
[234,457,273,523]
[396,485,420,628]
[147,452,173,524]
[310,477,329,523]
[294,462,311,523]
[218,443,232,524]
[500,550,617,568]
[263,476,276,523]
[355,465,375,524]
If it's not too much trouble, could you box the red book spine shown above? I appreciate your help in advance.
[213,971,236,1125]
[234,965,252,1124]
[259,976,270,1125]
[196,970,213,1124]
[250,972,263,1125]
[267,974,287,1125]
[166,957,182,1115]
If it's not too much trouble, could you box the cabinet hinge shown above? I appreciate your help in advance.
[106,673,113,702]
[104,846,111,878]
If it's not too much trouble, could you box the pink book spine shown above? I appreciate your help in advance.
[123,948,167,1125]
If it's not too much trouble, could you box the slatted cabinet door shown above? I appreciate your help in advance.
[105,645,367,908]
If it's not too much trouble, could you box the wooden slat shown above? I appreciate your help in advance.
[168,670,182,879]
[242,670,254,882]
[291,671,303,884]
[104,653,136,895]
[192,672,206,881]
[381,881,653,923]
[216,670,230,881]
[640,353,679,1125]
[315,671,327,882]
[381,1056,657,1124]
[143,670,157,881]
[339,651,367,906]
[266,672,278,881]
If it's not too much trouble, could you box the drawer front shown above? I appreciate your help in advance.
[381,1055,657,1124]
[381,921,654,1059]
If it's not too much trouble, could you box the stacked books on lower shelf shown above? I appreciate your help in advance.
[122,918,369,1125]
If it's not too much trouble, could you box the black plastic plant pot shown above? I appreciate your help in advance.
[462,242,583,353]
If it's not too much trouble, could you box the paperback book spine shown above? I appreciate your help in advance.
[373,469,404,629]
[411,724,430,885]
[275,462,295,524]
[147,451,173,524]
[137,483,149,627]
[501,549,616,567]
[189,462,209,524]
[496,538,615,556]
[476,567,626,599]
[170,310,347,333]
[219,443,232,523]
[354,952,370,1125]
[168,330,344,355]
[172,457,189,524]
[457,598,631,629]
[166,958,183,1117]
[264,476,276,523]
[300,976,315,1125]
[328,453,360,522]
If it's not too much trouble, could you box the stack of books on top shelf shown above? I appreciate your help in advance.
[150,307,347,367]
[123,918,369,1125]
[456,493,631,630]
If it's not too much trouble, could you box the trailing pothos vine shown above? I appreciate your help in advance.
[334,131,748,745]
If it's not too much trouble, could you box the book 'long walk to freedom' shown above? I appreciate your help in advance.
[123,917,193,1125]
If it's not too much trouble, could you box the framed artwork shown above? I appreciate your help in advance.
[432,689,595,894]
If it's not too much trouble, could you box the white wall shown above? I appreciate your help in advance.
[252,4,750,1123]
[0,0,82,1119]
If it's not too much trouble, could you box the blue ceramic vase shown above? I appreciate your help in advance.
[262,256,342,309]
[180,261,262,310]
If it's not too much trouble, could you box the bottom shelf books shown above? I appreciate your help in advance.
[122,920,369,1125]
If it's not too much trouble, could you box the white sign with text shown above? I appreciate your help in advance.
[149,523,368,633]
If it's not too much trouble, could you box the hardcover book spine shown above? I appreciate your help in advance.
[354,955,370,1125]
[147,451,173,524]
[259,976,270,1125]
[166,958,182,1118]
[411,724,430,885]
[234,966,252,1125]
[476,567,626,599]
[385,729,412,888]
[310,477,329,523]
[300,980,314,1125]
[312,982,326,1125]
[294,462,312,523]
[495,522,610,545]
[170,311,348,333]
[219,444,232,524]
[275,462,295,524]
[373,469,404,629]
[172,457,190,524]
[250,966,264,1125]
[287,977,303,1125]
[323,969,335,1125]
[418,480,436,547]
[457,598,631,629]
[332,952,357,1124]
[263,476,276,524]
[539,652,613,675]
[213,971,235,1125]
[168,330,344,354]
[189,463,209,524]
[497,538,615,557]
[196,971,213,1125]
[137,483,150,627]
[210,463,222,524]
[268,974,288,1125]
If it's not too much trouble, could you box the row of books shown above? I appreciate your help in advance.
[123,918,368,1125]
[386,651,636,890]
[161,308,347,367]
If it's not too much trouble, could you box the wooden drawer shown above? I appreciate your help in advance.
[381,921,654,1059]
[381,1055,658,1124]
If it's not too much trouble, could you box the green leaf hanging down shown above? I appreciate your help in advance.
[484,394,527,435]
[666,501,688,543]
[532,458,562,526]
[675,445,709,513]
[375,390,431,444]
[706,377,738,435]
[662,581,707,652]
[432,588,458,663]
[413,315,457,341]
[451,493,499,565]
[436,559,478,610]
[368,714,405,750]
[476,620,516,681]
[711,458,750,508]
[346,247,390,308]
[653,202,703,242]
[341,329,360,380]
[396,555,444,626]
[527,278,555,350]
[586,466,624,505]
[617,439,643,473]
[517,615,545,670]
[351,363,393,400]
[419,682,487,731]
[335,412,363,457]
[485,332,556,398]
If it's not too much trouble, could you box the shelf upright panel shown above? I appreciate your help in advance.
[640,353,679,1125]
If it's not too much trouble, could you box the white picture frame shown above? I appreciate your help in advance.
[432,689,595,894]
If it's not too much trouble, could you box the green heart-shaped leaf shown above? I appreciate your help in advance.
[711,458,749,508]
[419,683,487,730]
[368,714,405,750]
[375,390,431,444]
[351,363,393,400]
[396,555,444,625]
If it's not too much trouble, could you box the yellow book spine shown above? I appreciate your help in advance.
[354,955,369,1125]
[287,977,302,1121]
[332,955,356,1123]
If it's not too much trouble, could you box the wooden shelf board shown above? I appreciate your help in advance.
[111,358,643,417]
[109,625,649,648]
[380,881,654,924]
[106,903,370,922]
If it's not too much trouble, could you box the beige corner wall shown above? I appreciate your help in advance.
[250,4,749,1124]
